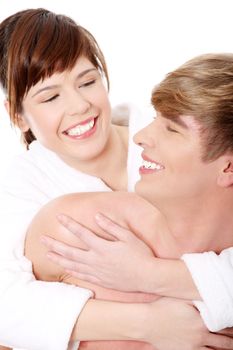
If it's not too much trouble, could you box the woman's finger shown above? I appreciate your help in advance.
[41,235,89,262]
[95,213,134,241]
[57,214,108,248]
[206,331,233,349]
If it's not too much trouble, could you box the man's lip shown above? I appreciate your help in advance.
[63,116,97,133]
[141,153,156,163]
[140,153,165,170]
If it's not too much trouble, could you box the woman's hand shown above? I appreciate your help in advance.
[41,212,155,291]
[145,298,233,350]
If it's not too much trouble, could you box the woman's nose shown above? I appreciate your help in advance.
[66,90,91,117]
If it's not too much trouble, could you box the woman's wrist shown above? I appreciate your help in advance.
[71,299,149,342]
[139,257,201,300]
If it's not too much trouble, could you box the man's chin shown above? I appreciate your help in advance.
[135,181,148,199]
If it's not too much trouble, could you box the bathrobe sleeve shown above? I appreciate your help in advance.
[182,248,233,331]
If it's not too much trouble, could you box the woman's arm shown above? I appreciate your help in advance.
[43,212,233,333]
[182,249,233,331]
[25,192,233,349]
[0,165,92,350]
[43,212,200,299]
[72,297,233,350]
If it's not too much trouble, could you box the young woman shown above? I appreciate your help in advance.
[0,8,232,350]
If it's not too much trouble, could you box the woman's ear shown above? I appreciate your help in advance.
[4,100,30,132]
[217,157,233,187]
[4,100,10,114]
[17,115,30,132]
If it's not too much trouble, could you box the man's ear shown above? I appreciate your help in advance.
[217,157,233,187]
[4,100,30,132]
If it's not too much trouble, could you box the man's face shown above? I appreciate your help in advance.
[134,112,221,209]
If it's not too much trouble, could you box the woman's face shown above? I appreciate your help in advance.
[20,56,112,167]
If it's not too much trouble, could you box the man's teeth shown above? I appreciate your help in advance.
[67,120,94,136]
[142,160,162,170]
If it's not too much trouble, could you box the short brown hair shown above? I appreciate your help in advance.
[151,53,233,161]
[0,8,109,146]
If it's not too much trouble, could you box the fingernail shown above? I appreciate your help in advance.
[56,213,65,221]
[40,236,47,244]
[95,213,103,221]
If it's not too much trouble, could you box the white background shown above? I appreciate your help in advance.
[0,0,232,179]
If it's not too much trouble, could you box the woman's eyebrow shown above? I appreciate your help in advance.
[77,68,97,79]
[32,85,59,97]
[32,68,97,97]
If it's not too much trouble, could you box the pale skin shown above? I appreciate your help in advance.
[41,113,233,301]
[25,191,233,350]
[35,112,233,350]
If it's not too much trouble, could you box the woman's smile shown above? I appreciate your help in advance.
[63,116,98,139]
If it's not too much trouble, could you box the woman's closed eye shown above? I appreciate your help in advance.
[79,79,96,88]
[43,94,59,103]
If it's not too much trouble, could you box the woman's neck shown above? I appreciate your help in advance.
[96,124,128,191]
[66,124,129,191]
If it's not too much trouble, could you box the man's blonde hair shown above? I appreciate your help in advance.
[152,53,233,161]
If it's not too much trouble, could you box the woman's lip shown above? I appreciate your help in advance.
[64,116,97,133]
[63,116,98,140]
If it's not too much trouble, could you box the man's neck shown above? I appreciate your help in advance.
[154,190,233,257]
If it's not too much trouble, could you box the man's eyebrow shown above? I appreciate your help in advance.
[32,68,97,97]
[170,116,189,129]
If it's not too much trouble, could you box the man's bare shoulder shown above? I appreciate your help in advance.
[40,191,153,212]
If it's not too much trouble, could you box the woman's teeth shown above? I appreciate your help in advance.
[142,160,163,170]
[67,119,95,136]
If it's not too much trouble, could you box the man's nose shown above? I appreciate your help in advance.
[133,121,156,148]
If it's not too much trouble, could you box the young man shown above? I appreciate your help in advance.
[24,53,233,349]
